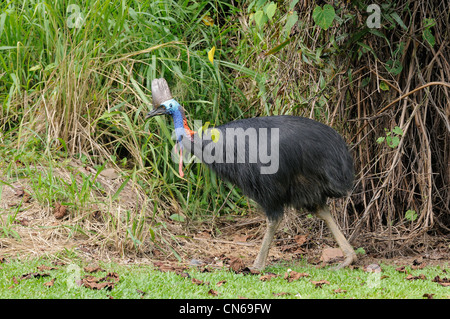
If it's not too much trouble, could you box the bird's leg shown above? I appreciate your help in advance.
[252,216,282,270]
[315,206,357,269]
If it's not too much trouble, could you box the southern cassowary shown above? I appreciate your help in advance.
[146,78,356,269]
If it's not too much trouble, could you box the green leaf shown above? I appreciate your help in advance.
[289,0,299,10]
[254,9,265,27]
[388,136,400,148]
[361,77,370,87]
[424,18,436,28]
[380,81,389,91]
[376,136,385,144]
[283,10,298,37]
[312,4,335,30]
[386,59,403,76]
[392,126,404,136]
[390,12,408,30]
[422,28,435,47]
[265,2,277,20]
[405,210,417,222]
[264,37,292,56]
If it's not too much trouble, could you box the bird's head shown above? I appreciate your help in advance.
[145,98,181,119]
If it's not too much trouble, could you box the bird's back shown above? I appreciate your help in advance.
[185,115,354,215]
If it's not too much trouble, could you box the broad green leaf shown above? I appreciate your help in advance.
[289,0,299,10]
[388,136,400,148]
[283,10,298,37]
[376,137,385,144]
[405,210,417,222]
[380,81,389,91]
[386,59,403,76]
[265,2,277,20]
[392,126,404,136]
[312,4,335,30]
[254,9,265,27]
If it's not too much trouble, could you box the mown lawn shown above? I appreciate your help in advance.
[1,257,448,299]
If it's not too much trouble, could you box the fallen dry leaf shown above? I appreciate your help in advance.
[273,292,291,296]
[15,218,29,227]
[432,276,450,287]
[154,261,187,274]
[423,293,434,299]
[229,257,245,273]
[52,261,66,266]
[294,234,308,246]
[21,272,50,280]
[310,280,330,288]
[43,278,56,287]
[333,288,347,294]
[14,187,25,197]
[14,187,31,203]
[84,265,105,273]
[208,289,219,296]
[191,278,207,286]
[395,266,408,273]
[411,264,426,270]
[216,280,227,287]
[23,192,31,203]
[233,234,249,242]
[37,265,57,271]
[284,270,309,283]
[195,231,211,239]
[321,247,344,263]
[53,202,68,219]
[100,168,119,179]
[405,274,426,281]
[259,273,279,282]
[81,275,115,290]
[101,272,120,283]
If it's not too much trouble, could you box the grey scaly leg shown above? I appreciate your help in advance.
[315,206,357,269]
[252,215,283,270]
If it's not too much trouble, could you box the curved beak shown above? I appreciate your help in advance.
[145,105,167,119]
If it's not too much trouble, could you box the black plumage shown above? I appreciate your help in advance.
[193,116,354,221]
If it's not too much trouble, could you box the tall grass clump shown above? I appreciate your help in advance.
[0,0,251,258]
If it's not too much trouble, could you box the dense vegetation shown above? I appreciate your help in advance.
[0,0,448,260]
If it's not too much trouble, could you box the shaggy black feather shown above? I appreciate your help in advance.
[181,115,354,221]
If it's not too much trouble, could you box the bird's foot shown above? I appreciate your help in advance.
[330,253,357,270]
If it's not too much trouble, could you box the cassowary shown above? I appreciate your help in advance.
[146,78,356,269]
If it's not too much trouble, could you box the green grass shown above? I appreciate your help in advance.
[1,257,448,299]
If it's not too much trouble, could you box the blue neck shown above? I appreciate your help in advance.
[172,110,186,144]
